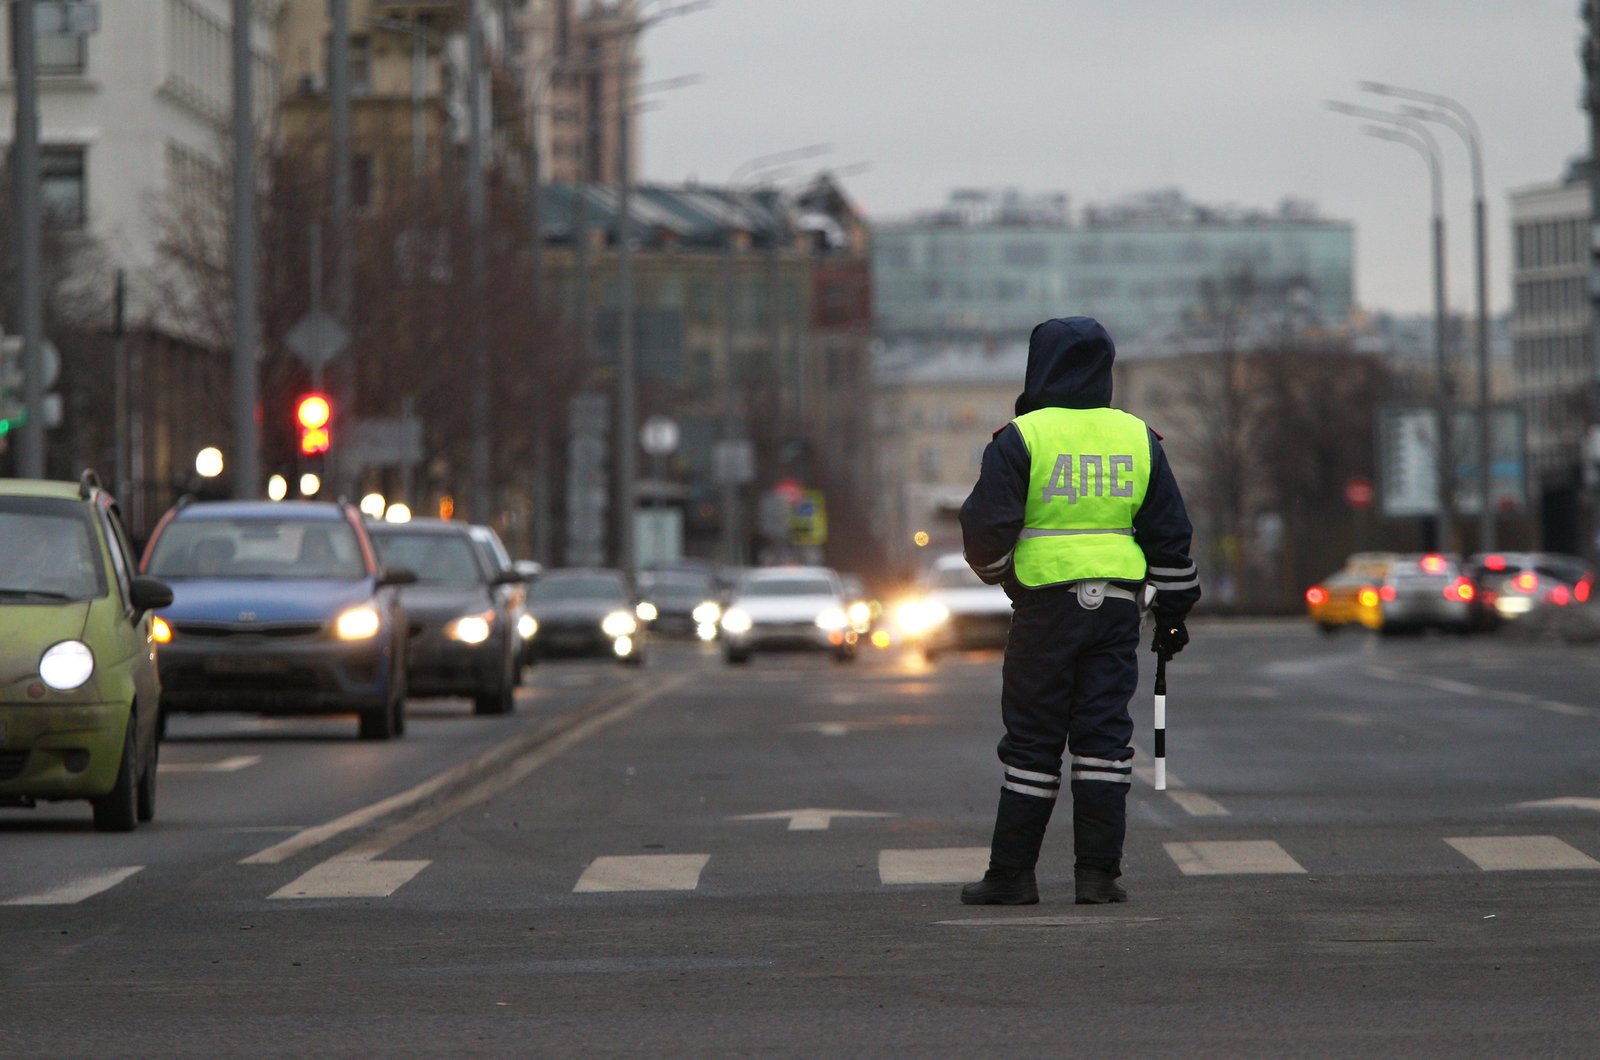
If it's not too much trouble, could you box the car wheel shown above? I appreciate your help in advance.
[136,732,158,824]
[832,646,856,664]
[155,702,169,741]
[725,647,750,665]
[92,719,139,833]
[1316,622,1338,635]
[474,652,516,716]
[359,696,399,740]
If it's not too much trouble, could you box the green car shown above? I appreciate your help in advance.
[0,474,173,831]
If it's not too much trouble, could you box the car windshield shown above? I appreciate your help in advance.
[641,574,712,600]
[148,518,366,580]
[740,576,835,597]
[928,565,984,589]
[0,497,107,601]
[530,575,626,602]
[371,531,485,585]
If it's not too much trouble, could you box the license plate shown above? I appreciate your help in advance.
[205,655,288,676]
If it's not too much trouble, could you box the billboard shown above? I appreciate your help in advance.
[1377,405,1526,519]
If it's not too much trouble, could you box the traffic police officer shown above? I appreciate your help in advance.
[958,316,1200,905]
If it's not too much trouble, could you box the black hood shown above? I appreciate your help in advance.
[1014,316,1116,416]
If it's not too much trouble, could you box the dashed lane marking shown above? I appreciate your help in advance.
[159,755,262,774]
[269,857,430,900]
[1164,840,1306,875]
[1132,764,1230,816]
[879,847,989,885]
[937,915,1163,927]
[2,866,144,906]
[1364,666,1597,717]
[573,854,710,893]
[1445,835,1600,871]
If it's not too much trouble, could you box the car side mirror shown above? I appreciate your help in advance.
[378,566,419,587]
[493,569,525,586]
[130,575,174,614]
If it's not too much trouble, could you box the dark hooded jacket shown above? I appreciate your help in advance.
[959,316,1200,621]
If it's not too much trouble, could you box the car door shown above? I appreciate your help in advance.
[97,499,160,752]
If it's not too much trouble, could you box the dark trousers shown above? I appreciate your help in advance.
[986,588,1140,872]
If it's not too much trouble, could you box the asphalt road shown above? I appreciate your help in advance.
[4,622,1600,1056]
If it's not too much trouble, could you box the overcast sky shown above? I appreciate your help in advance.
[639,0,1587,319]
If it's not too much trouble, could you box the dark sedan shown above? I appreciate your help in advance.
[141,501,413,740]
[526,569,643,664]
[368,520,524,715]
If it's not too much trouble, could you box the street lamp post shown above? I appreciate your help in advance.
[1328,101,1456,552]
[1364,82,1495,551]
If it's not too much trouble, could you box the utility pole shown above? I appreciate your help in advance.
[12,0,44,477]
[614,23,637,580]
[1586,2,1600,555]
[329,0,354,495]
[231,0,260,497]
[467,0,492,523]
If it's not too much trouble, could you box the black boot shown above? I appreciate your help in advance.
[960,867,1039,905]
[960,787,1056,905]
[1074,864,1127,905]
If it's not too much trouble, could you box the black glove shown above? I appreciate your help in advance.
[1151,618,1188,658]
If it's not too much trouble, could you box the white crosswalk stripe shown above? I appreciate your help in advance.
[878,848,989,885]
[573,854,711,893]
[1445,835,1600,871]
[1164,840,1306,875]
[2,866,144,906]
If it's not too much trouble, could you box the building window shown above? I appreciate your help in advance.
[352,153,374,210]
[40,146,86,228]
[11,30,86,76]
[326,33,371,95]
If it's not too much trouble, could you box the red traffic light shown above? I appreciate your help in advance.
[296,393,331,455]
[296,394,331,431]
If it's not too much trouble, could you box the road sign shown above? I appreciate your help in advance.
[347,417,424,467]
[712,439,754,485]
[639,415,679,456]
[285,310,349,370]
[0,337,60,391]
[790,489,828,547]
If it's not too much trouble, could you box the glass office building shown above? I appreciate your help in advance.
[873,193,1354,344]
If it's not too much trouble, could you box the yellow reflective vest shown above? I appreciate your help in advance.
[1011,407,1151,587]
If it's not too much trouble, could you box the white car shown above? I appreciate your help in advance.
[898,554,1012,659]
[720,567,858,664]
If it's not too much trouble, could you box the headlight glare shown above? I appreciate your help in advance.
[335,606,382,641]
[815,607,849,631]
[720,607,753,634]
[150,616,173,644]
[518,613,538,640]
[39,640,94,691]
[601,610,637,637]
[446,611,494,644]
[692,600,721,625]
[635,601,658,622]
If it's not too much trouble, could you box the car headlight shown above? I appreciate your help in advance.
[39,640,94,691]
[847,601,873,628]
[334,606,383,641]
[692,600,722,625]
[720,607,753,634]
[601,610,638,638]
[150,616,173,644]
[518,613,538,640]
[815,607,849,632]
[635,601,659,622]
[894,599,950,637]
[446,611,495,644]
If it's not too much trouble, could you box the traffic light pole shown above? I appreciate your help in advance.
[467,0,491,523]
[12,0,45,477]
[231,0,260,497]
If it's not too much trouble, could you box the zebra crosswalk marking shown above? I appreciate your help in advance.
[1164,840,1306,875]
[878,848,988,885]
[2,866,144,906]
[1445,835,1600,872]
[573,854,711,893]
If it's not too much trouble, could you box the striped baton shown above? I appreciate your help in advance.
[1153,652,1168,790]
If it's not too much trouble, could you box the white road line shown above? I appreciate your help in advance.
[243,673,690,866]
[270,856,431,900]
[1164,840,1306,875]
[1132,764,1231,817]
[3,866,144,906]
[573,854,710,893]
[1166,791,1230,817]
[159,755,262,774]
[1363,666,1596,717]
[1445,835,1600,871]
[879,847,989,885]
